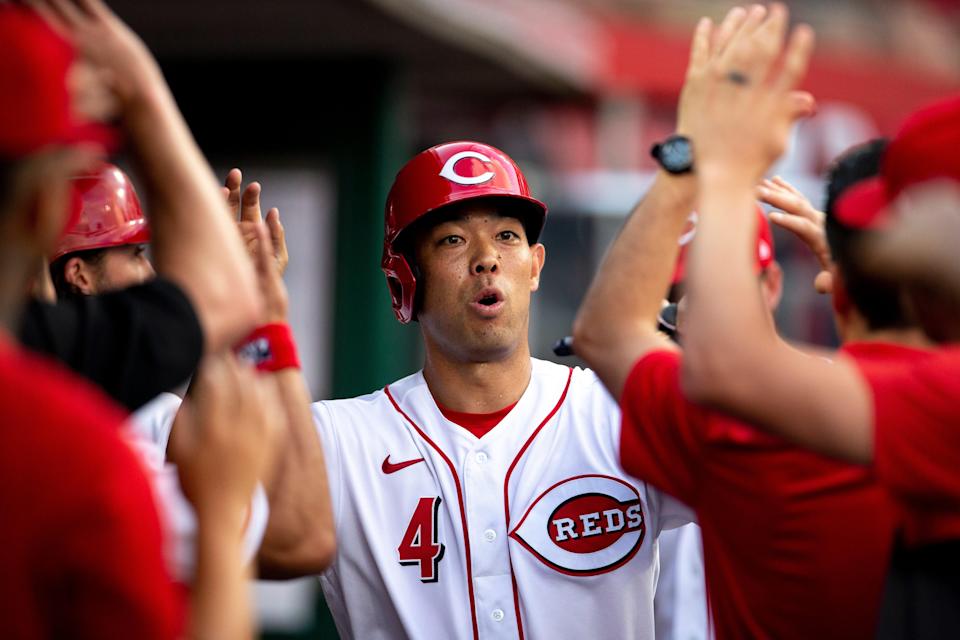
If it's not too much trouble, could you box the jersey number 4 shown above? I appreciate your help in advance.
[398,496,445,583]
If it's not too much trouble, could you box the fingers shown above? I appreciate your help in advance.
[723,3,768,62]
[710,6,748,57]
[758,186,809,219]
[770,175,803,197]
[240,182,263,224]
[265,208,288,271]
[253,219,276,276]
[687,17,713,76]
[224,168,242,218]
[776,23,816,92]
[24,1,70,36]
[46,0,85,27]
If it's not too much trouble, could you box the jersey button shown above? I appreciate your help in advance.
[483,529,497,542]
[475,452,488,464]
[491,609,505,622]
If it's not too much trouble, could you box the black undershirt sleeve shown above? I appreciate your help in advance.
[18,278,204,412]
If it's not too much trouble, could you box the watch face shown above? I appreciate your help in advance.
[661,137,692,172]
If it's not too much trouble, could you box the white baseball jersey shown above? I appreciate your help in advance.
[314,358,693,640]
[654,524,711,640]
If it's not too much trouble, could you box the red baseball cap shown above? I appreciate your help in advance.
[834,94,960,230]
[671,205,774,284]
[0,6,113,158]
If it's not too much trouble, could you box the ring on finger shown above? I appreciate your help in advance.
[725,70,750,86]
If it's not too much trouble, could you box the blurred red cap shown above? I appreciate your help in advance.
[835,94,960,230]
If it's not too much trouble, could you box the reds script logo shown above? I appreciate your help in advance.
[509,475,645,576]
[438,151,496,185]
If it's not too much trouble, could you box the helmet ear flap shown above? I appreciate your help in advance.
[382,249,418,324]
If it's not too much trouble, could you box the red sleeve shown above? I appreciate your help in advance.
[867,357,960,506]
[49,437,182,640]
[619,350,707,506]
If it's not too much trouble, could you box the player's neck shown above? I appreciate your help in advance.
[850,327,934,349]
[422,342,532,414]
[840,309,934,348]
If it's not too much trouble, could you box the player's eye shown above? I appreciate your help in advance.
[497,230,521,242]
[438,235,464,246]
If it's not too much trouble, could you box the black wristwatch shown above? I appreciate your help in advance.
[650,135,694,175]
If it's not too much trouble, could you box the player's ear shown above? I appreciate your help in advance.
[64,256,97,295]
[761,261,783,311]
[529,243,545,292]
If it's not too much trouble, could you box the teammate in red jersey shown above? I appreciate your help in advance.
[653,5,960,637]
[575,7,920,638]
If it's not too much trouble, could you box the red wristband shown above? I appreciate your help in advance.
[236,323,301,372]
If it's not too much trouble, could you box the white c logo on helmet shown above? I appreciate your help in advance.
[439,151,496,186]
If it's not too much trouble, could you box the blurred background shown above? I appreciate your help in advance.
[106,0,958,636]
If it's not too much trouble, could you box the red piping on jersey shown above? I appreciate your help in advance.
[385,385,480,640]
[502,367,574,640]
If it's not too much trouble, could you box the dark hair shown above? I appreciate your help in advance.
[49,249,107,300]
[823,139,912,330]
[0,156,22,217]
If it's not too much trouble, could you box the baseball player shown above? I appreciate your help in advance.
[286,140,693,640]
[48,163,153,298]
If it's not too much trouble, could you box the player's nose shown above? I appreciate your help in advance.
[471,238,499,274]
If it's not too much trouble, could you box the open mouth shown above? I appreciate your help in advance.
[470,288,505,316]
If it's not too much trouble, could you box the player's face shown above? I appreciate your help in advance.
[96,244,155,292]
[414,203,545,362]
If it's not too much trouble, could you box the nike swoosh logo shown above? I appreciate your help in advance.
[382,455,425,474]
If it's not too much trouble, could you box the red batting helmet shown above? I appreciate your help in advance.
[382,141,547,323]
[52,163,150,262]
[671,205,774,284]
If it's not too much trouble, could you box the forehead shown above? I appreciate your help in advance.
[426,200,522,230]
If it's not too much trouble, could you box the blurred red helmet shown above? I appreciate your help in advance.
[671,205,774,285]
[382,141,547,323]
[52,163,150,262]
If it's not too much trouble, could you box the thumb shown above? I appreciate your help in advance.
[788,91,817,120]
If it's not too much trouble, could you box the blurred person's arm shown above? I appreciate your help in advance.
[170,353,280,640]
[36,0,261,352]
[573,10,734,396]
[678,4,875,464]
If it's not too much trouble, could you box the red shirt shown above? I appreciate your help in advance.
[620,344,905,640]
[0,341,179,639]
[437,401,517,439]
[860,344,960,547]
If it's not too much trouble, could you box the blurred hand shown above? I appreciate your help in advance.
[758,176,833,294]
[170,354,281,525]
[30,0,165,109]
[684,3,816,185]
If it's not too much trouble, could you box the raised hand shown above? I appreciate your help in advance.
[685,3,816,185]
[223,169,289,278]
[28,0,164,108]
[758,176,833,293]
